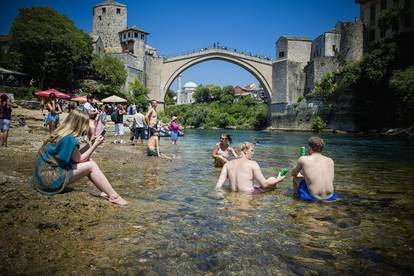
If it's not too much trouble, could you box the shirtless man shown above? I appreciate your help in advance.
[215,142,285,194]
[146,129,171,160]
[145,100,158,133]
[291,136,337,201]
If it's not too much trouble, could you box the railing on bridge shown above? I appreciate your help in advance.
[161,43,273,61]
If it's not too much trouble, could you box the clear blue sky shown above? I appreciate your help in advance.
[1,0,359,91]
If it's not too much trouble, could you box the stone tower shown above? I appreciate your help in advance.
[92,0,127,51]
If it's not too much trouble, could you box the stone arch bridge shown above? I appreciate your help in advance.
[146,48,274,105]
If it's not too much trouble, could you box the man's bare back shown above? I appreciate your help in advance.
[216,142,285,194]
[292,137,335,200]
[294,154,334,199]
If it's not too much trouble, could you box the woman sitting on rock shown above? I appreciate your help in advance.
[33,109,128,206]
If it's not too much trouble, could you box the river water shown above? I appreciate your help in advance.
[97,129,414,274]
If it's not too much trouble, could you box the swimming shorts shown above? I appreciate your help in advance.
[147,149,158,157]
[253,186,264,194]
[46,113,59,124]
[0,119,11,131]
[298,180,337,202]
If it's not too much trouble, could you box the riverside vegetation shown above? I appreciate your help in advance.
[310,29,414,132]
[162,84,269,129]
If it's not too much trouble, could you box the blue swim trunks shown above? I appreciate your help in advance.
[298,180,337,202]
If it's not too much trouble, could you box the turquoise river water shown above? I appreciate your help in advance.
[96,129,414,274]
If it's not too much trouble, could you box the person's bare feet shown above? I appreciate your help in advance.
[100,192,109,199]
[108,195,128,206]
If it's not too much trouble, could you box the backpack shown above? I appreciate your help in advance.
[111,110,118,122]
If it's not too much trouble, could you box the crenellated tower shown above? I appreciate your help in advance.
[92,0,127,51]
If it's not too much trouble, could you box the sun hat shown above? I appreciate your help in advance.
[172,116,177,121]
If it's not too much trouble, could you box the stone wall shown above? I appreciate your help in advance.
[304,57,339,94]
[337,21,364,62]
[287,40,312,65]
[92,4,127,49]
[269,100,321,130]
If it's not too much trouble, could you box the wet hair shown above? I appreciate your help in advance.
[235,142,254,155]
[48,93,56,100]
[308,136,325,153]
[220,133,232,143]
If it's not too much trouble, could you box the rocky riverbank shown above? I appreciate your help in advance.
[0,107,148,275]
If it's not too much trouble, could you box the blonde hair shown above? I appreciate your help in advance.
[235,142,254,155]
[43,109,89,146]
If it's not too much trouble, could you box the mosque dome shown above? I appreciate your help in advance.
[183,82,197,88]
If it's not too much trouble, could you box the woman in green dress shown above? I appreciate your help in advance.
[33,109,127,206]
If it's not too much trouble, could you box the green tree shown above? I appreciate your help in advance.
[127,78,149,110]
[193,85,210,103]
[9,7,93,88]
[91,55,127,86]
[165,89,176,105]
[208,84,222,101]
[390,66,414,124]
[0,52,22,71]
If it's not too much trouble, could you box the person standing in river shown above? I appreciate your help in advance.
[33,109,128,206]
[291,136,337,201]
[145,100,158,134]
[169,116,182,145]
[213,133,238,167]
[215,142,285,194]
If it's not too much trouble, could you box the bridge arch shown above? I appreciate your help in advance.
[160,49,273,103]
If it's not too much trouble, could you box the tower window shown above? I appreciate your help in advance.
[98,16,102,21]
[141,34,145,40]
[332,44,337,53]
[278,51,285,58]
[134,32,138,38]
[128,32,131,38]
[102,7,106,14]
[123,34,126,39]
[117,8,121,14]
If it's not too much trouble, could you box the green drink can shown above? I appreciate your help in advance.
[280,168,288,176]
[300,146,306,156]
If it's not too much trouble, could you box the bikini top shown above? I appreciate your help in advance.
[216,143,230,156]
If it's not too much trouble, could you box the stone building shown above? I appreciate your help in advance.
[234,83,267,103]
[90,0,155,88]
[272,36,312,113]
[177,80,197,105]
[356,0,414,45]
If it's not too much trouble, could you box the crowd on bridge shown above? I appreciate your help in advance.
[163,42,273,61]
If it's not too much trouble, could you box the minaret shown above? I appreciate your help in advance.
[177,74,182,105]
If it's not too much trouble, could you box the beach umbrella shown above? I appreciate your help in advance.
[71,96,87,103]
[101,95,127,103]
[35,88,71,99]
